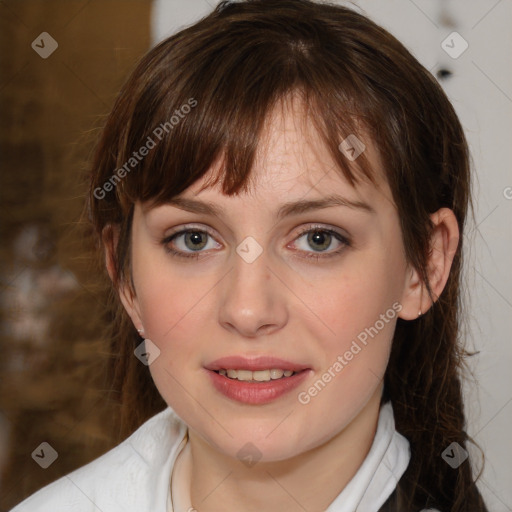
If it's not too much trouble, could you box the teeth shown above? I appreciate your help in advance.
[217,368,297,382]
[253,370,270,381]
[236,370,253,381]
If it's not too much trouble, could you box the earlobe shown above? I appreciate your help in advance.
[398,208,459,320]
[398,265,425,321]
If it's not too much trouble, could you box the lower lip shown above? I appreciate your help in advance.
[206,369,311,405]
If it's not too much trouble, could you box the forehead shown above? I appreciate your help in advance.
[187,97,391,207]
[140,95,393,219]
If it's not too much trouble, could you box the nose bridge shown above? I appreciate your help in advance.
[218,235,288,337]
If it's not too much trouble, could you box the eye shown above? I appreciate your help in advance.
[290,225,351,260]
[161,227,221,260]
[161,224,351,261]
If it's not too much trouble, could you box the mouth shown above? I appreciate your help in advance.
[205,356,311,404]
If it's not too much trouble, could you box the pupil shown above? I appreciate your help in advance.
[186,232,206,250]
[308,231,330,251]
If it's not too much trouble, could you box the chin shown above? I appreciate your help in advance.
[203,419,311,462]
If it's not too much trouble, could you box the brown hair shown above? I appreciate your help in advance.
[87,1,487,510]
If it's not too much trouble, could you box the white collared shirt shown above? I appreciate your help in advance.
[11,402,438,512]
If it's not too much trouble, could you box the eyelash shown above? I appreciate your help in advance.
[160,224,351,261]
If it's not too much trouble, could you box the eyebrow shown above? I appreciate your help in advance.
[166,194,374,219]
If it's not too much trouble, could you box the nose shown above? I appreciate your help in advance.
[217,242,289,339]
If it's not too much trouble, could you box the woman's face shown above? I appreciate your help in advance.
[123,99,416,462]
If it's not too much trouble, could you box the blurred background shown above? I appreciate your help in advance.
[0,0,510,510]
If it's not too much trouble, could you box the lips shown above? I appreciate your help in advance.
[205,356,312,405]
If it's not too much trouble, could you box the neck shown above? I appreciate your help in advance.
[185,386,383,512]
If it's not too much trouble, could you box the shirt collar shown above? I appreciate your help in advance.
[326,401,410,511]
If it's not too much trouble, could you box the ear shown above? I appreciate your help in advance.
[102,224,144,332]
[398,208,460,320]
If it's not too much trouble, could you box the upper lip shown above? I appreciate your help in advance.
[205,356,310,372]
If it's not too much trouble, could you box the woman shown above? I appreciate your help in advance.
[11,0,488,510]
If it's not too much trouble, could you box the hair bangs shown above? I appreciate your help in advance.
[113,17,380,213]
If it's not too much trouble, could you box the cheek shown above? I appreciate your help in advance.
[130,249,213,374]
[293,249,405,417]
[294,269,399,439]
[134,267,212,416]
[137,279,206,354]
[303,249,406,350]
[132,241,204,334]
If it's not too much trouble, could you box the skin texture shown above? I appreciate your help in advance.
[109,97,459,511]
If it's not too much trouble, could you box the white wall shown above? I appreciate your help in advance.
[152,1,512,509]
